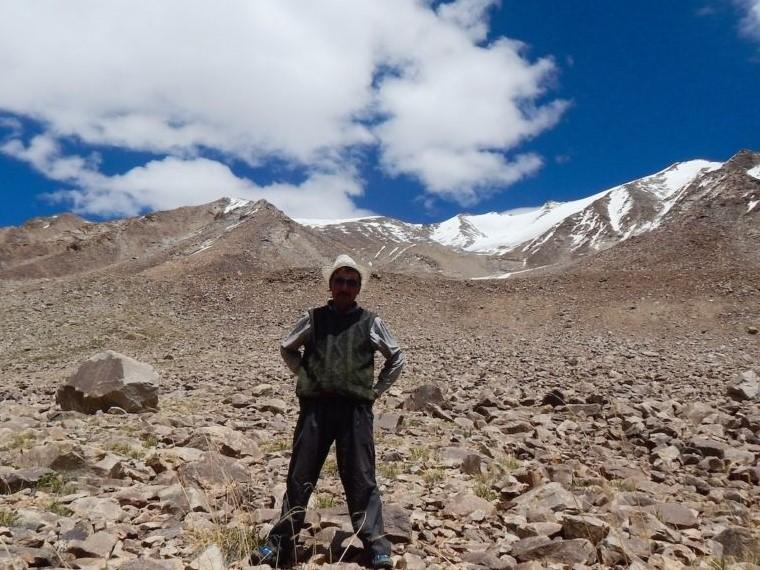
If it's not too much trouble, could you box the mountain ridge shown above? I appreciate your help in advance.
[1,150,758,280]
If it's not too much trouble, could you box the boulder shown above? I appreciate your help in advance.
[189,544,226,570]
[688,438,727,459]
[184,425,262,458]
[461,549,514,569]
[727,370,759,401]
[509,482,579,513]
[0,467,55,494]
[15,442,85,471]
[1,547,57,568]
[383,504,412,543]
[376,413,403,433]
[92,453,125,478]
[514,537,597,565]
[650,503,699,529]
[68,497,126,522]
[713,526,760,559]
[443,492,496,519]
[177,452,250,489]
[542,389,566,407]
[56,351,159,414]
[66,531,117,558]
[561,514,609,544]
[402,384,443,411]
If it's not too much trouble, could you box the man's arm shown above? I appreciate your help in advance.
[370,317,405,396]
[280,312,311,374]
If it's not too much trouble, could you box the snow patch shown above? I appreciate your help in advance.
[363,220,420,242]
[748,165,760,181]
[607,188,631,233]
[391,244,415,261]
[223,197,252,214]
[224,206,259,231]
[296,216,382,227]
[642,160,722,200]
[748,200,759,213]
[471,265,551,280]
[189,239,216,255]
[522,227,556,254]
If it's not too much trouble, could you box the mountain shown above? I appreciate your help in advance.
[578,149,760,275]
[298,158,736,274]
[1,150,758,280]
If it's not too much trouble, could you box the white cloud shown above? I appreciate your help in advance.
[2,135,371,219]
[437,0,500,42]
[736,0,760,39]
[0,0,565,215]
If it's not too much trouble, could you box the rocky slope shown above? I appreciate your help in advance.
[0,253,759,568]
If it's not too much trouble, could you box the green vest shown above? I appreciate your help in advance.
[296,305,377,401]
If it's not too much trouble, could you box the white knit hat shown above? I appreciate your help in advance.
[322,254,370,289]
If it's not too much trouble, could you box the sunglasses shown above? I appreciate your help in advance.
[332,277,360,288]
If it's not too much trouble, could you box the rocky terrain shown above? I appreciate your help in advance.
[1,248,759,569]
[1,150,759,569]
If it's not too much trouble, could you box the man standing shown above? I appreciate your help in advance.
[254,255,405,568]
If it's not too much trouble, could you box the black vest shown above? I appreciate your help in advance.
[296,305,377,401]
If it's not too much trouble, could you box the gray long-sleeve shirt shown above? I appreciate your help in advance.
[280,306,405,396]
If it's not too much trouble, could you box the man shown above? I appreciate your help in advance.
[253,254,405,568]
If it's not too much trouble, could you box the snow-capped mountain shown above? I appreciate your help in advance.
[1,150,758,280]
[297,158,731,271]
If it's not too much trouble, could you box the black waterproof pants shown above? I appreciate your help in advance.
[267,396,391,560]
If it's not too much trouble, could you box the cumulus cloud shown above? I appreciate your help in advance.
[0,0,566,215]
[437,0,500,42]
[2,135,370,219]
[736,0,760,40]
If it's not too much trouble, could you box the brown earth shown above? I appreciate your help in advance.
[1,250,759,568]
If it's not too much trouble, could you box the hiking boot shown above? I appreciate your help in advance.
[250,544,276,565]
[251,544,293,567]
[371,553,394,568]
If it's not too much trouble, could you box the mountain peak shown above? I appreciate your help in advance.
[724,149,760,171]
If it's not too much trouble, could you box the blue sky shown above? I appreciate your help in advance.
[1,0,759,227]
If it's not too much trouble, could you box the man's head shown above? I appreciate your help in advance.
[330,266,361,310]
[323,254,368,312]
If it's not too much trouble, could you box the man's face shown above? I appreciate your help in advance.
[330,267,361,308]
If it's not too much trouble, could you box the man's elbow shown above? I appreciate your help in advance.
[391,349,406,369]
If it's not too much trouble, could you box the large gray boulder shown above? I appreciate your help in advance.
[56,351,159,414]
